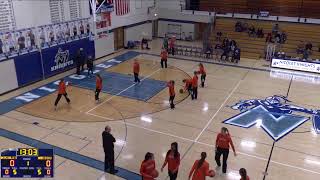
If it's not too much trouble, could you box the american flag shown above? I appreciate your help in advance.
[115,0,130,16]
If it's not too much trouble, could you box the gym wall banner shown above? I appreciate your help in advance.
[42,38,95,78]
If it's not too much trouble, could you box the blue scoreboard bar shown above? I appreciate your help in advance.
[1,148,54,178]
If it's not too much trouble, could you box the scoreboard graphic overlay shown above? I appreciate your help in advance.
[1,148,54,178]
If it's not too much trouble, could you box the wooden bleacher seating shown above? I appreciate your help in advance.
[212,18,320,60]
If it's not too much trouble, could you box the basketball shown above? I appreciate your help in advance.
[208,170,215,177]
[151,169,159,178]
[179,89,184,94]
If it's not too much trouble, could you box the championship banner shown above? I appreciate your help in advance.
[42,38,95,78]
[271,58,320,74]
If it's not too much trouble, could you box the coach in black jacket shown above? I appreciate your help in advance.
[102,126,118,174]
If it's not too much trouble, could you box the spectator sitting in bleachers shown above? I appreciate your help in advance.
[256,28,264,38]
[235,22,243,32]
[230,39,237,47]
[272,23,279,35]
[213,43,223,60]
[216,32,222,41]
[222,37,229,48]
[220,45,230,61]
[303,49,311,60]
[232,47,241,63]
[280,31,287,44]
[297,41,305,54]
[248,25,256,37]
[305,42,313,51]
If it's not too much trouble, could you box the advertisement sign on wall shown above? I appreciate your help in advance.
[42,38,95,78]
[271,58,320,74]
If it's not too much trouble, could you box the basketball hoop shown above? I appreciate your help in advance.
[89,0,113,39]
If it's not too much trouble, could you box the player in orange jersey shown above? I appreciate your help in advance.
[167,80,175,109]
[182,78,193,97]
[189,152,215,180]
[160,48,168,68]
[133,59,140,83]
[95,74,103,103]
[197,63,206,88]
[192,71,198,100]
[140,152,157,180]
[54,78,70,110]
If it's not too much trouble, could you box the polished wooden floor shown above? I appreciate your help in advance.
[1,39,320,180]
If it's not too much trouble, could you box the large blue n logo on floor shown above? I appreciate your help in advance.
[224,105,309,141]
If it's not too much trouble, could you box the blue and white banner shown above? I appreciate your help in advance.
[42,38,95,78]
[271,58,320,74]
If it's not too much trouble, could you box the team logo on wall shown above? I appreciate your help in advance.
[224,95,320,141]
[51,48,72,71]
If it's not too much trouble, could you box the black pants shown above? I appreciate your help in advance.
[95,89,101,101]
[201,74,206,88]
[161,59,167,68]
[168,170,178,180]
[188,87,192,96]
[221,53,229,61]
[169,95,175,109]
[170,47,175,56]
[215,147,229,173]
[54,93,70,106]
[234,56,240,63]
[81,63,85,72]
[134,73,140,83]
[104,151,115,172]
[87,66,93,75]
[192,87,198,100]
[76,65,81,75]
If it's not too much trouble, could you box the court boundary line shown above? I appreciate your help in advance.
[86,68,162,114]
[194,78,242,142]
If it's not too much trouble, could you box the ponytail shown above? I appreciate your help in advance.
[197,152,207,169]
[239,168,247,180]
[167,142,179,159]
[222,127,230,135]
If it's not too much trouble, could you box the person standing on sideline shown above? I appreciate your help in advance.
[198,63,206,88]
[80,48,86,72]
[215,127,237,174]
[167,80,175,109]
[169,36,175,56]
[161,142,180,180]
[54,79,70,111]
[87,55,94,76]
[140,152,157,180]
[239,168,250,180]
[75,49,84,75]
[95,74,102,103]
[133,59,140,83]
[192,71,198,100]
[102,126,118,174]
[188,152,215,180]
[160,48,168,68]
